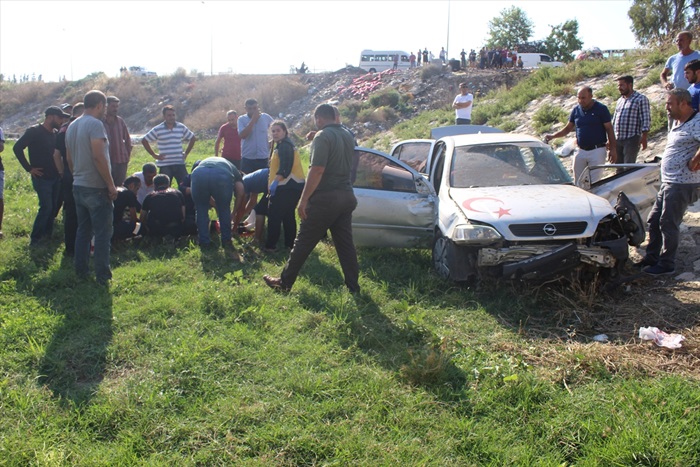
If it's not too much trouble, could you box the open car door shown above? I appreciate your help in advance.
[352,148,437,248]
[582,163,661,245]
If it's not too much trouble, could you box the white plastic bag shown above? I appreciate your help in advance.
[638,326,685,349]
[555,138,577,157]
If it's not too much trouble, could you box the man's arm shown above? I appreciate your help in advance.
[139,209,148,225]
[66,145,74,174]
[604,122,617,163]
[91,137,118,200]
[142,139,164,160]
[53,149,64,177]
[297,166,325,221]
[13,132,37,175]
[544,122,575,142]
[453,100,472,110]
[239,112,260,140]
[128,207,138,223]
[184,135,196,160]
[660,67,673,90]
[640,96,652,150]
[0,140,4,152]
[688,145,700,171]
[123,119,133,155]
[214,134,223,156]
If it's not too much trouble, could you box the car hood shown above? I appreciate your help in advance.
[448,185,615,240]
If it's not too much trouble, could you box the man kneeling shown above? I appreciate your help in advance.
[140,174,185,239]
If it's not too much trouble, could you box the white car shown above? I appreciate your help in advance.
[352,129,660,283]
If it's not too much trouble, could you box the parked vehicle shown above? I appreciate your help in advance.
[517,53,563,68]
[359,50,411,73]
[128,66,157,77]
[353,127,660,283]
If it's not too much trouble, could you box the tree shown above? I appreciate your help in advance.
[543,20,583,62]
[628,0,700,45]
[486,6,534,49]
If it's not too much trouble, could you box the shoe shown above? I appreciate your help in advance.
[633,258,656,269]
[643,264,675,276]
[263,274,290,292]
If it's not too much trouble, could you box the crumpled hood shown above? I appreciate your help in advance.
[448,185,615,240]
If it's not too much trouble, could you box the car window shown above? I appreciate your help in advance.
[450,143,572,188]
[394,142,431,172]
[353,150,418,193]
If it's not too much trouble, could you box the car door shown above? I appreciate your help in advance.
[390,139,433,175]
[352,148,437,248]
[582,163,661,222]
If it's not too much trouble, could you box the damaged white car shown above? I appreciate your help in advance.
[352,127,660,283]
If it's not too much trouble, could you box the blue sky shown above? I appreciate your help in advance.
[0,0,638,81]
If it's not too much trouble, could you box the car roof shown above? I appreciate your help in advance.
[444,132,545,146]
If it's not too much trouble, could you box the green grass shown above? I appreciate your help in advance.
[1,139,699,465]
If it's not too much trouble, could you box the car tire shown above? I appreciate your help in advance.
[432,234,452,280]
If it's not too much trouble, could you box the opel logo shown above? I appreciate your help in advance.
[543,224,557,236]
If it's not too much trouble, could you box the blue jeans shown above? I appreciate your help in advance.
[73,185,114,283]
[191,166,233,246]
[30,177,59,244]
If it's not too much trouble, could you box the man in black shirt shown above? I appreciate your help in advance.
[140,174,185,238]
[14,106,70,245]
[113,176,141,241]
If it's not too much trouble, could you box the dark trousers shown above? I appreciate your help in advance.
[645,182,700,269]
[280,190,359,292]
[61,176,78,254]
[266,187,302,249]
[30,177,60,244]
[616,135,641,164]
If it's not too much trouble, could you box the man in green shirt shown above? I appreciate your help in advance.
[264,104,360,293]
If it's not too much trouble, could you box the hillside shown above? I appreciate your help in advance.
[0,66,521,143]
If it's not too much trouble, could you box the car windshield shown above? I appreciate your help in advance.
[450,142,573,188]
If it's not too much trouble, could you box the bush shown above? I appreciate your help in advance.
[532,103,567,134]
[420,64,444,81]
[368,88,400,108]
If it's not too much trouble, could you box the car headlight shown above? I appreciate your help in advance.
[452,224,502,245]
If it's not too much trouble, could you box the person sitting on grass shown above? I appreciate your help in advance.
[112,176,142,241]
[140,174,185,239]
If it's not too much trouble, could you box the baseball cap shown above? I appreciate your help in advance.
[45,106,71,118]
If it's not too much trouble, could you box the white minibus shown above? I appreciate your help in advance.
[359,50,411,72]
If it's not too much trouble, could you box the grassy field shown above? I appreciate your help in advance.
[2,130,700,464]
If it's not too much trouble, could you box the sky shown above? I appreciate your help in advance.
[0,0,639,82]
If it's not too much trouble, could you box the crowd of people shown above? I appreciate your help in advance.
[5,91,358,292]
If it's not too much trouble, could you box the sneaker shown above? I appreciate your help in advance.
[263,274,290,292]
[643,264,675,276]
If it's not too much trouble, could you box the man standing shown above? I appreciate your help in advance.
[65,90,118,285]
[103,95,132,186]
[55,103,84,256]
[409,52,416,68]
[661,31,700,91]
[263,104,360,294]
[214,110,242,169]
[13,106,69,245]
[684,59,700,111]
[545,86,617,184]
[237,98,273,174]
[452,83,473,125]
[142,105,196,187]
[612,75,651,164]
[638,89,700,276]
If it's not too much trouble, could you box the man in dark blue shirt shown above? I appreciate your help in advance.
[545,86,617,184]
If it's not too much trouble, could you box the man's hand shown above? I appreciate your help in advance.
[665,82,674,90]
[108,185,118,201]
[29,167,43,178]
[641,133,648,150]
[544,134,554,143]
[607,148,618,164]
[689,154,700,171]
[297,199,308,221]
[152,153,165,161]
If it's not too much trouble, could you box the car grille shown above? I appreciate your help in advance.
[508,222,588,237]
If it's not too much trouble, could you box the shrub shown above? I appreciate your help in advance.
[420,64,444,80]
[532,103,567,134]
[368,88,400,108]
[649,102,668,137]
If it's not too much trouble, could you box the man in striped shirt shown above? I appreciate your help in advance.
[612,75,651,164]
[142,105,196,186]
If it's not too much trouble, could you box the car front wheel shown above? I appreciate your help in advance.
[432,234,452,280]
[432,234,478,283]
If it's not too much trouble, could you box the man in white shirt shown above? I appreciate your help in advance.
[453,83,473,125]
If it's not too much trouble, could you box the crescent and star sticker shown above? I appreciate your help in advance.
[462,197,512,218]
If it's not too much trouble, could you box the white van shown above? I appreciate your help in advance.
[518,53,563,69]
[359,50,411,73]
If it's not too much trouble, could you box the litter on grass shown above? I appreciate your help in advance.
[638,326,685,349]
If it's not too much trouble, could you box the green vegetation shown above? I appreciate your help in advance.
[532,104,568,134]
[1,133,699,464]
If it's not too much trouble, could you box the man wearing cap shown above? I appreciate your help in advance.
[142,105,196,187]
[545,86,617,184]
[65,90,118,285]
[140,174,185,239]
[13,105,69,245]
[452,83,473,125]
[612,75,651,164]
[103,96,132,187]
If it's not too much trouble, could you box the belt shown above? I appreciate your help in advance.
[579,144,606,151]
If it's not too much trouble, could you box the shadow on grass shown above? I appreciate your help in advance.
[13,257,114,406]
